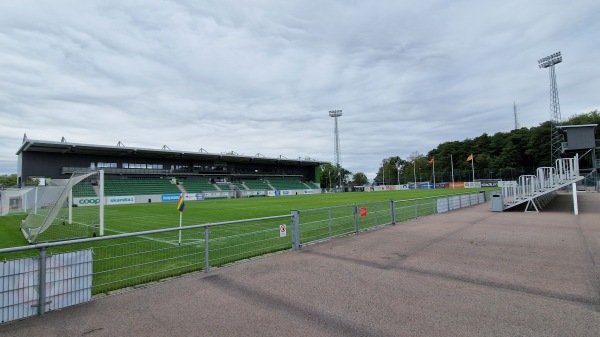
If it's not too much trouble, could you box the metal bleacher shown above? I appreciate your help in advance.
[499,155,584,212]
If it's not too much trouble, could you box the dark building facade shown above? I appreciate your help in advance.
[16,137,325,187]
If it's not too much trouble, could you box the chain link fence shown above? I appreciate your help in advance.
[1,190,488,323]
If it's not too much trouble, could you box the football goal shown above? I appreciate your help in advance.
[21,170,104,243]
[0,187,35,216]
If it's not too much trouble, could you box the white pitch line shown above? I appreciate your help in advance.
[103,228,205,247]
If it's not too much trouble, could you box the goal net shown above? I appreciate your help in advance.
[21,170,104,243]
[0,188,34,216]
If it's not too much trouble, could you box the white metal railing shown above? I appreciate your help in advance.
[537,167,555,191]
[518,175,537,198]
[501,155,581,208]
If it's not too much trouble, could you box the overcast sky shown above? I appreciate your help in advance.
[1,0,598,180]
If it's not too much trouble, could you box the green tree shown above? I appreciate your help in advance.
[351,172,369,186]
[419,109,598,181]
[320,164,351,188]
[375,156,407,185]
[0,174,18,187]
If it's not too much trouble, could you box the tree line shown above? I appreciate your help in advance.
[322,110,598,187]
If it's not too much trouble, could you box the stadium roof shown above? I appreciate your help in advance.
[16,136,327,166]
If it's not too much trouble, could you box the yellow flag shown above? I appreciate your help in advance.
[466,154,473,162]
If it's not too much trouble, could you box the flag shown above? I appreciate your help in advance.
[428,158,434,165]
[466,154,473,162]
[177,194,185,212]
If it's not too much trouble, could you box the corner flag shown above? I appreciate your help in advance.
[467,154,475,182]
[177,194,185,212]
[177,194,185,245]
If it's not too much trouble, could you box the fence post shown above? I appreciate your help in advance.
[353,205,359,233]
[328,208,333,238]
[37,247,47,316]
[390,200,396,224]
[291,210,300,250]
[415,199,419,218]
[204,225,209,272]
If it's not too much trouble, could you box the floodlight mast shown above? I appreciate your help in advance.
[537,51,563,165]
[329,109,343,188]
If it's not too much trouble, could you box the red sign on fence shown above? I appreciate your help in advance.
[359,207,367,217]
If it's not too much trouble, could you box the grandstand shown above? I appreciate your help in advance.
[15,137,324,195]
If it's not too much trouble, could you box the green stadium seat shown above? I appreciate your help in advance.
[181,179,217,193]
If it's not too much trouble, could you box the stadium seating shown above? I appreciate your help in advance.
[230,182,247,190]
[267,178,309,190]
[243,180,271,190]
[105,178,181,196]
[181,179,218,193]
[72,182,97,197]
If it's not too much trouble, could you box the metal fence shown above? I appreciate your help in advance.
[1,190,488,323]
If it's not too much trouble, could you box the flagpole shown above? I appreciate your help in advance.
[432,159,436,189]
[177,193,184,245]
[178,211,182,245]
[471,154,475,182]
[413,161,417,189]
[451,155,455,188]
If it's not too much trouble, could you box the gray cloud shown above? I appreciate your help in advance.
[1,0,599,179]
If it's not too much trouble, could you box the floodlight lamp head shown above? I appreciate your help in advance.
[538,51,562,68]
[328,109,343,117]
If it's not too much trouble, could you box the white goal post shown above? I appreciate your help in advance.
[0,187,34,216]
[20,170,104,243]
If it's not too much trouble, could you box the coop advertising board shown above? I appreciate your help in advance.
[74,196,138,206]
[74,197,101,207]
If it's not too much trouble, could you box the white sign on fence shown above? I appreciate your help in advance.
[280,224,287,237]
[464,182,482,188]
[0,249,93,323]
[437,198,449,213]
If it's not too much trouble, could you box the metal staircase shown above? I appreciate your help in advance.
[499,155,583,212]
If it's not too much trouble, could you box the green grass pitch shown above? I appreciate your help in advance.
[0,189,490,294]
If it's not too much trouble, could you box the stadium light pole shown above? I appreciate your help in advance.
[329,110,343,190]
[538,51,563,165]
[412,161,417,189]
